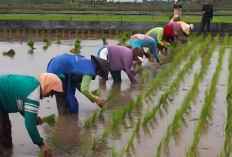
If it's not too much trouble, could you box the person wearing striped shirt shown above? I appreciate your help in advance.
[0,73,63,156]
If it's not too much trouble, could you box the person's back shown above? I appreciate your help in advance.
[106,45,133,71]
[0,75,39,113]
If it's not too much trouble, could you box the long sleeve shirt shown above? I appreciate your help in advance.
[130,35,159,63]
[146,27,165,47]
[101,45,137,83]
[0,75,44,147]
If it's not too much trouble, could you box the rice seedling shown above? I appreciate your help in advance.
[56,30,62,44]
[50,122,58,150]
[38,151,44,157]
[111,147,117,157]
[84,92,119,128]
[220,36,232,157]
[102,37,107,46]
[81,130,90,157]
[42,37,51,46]
[187,35,228,157]
[42,114,56,127]
[27,38,35,50]
[121,118,142,155]
[2,49,15,57]
[135,65,152,84]
[118,31,132,45]
[70,38,81,54]
[155,34,219,156]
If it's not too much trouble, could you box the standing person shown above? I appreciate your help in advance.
[201,1,213,33]
[47,54,109,114]
[0,73,63,157]
[129,34,160,63]
[97,45,144,84]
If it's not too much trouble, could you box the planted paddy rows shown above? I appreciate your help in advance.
[76,34,232,157]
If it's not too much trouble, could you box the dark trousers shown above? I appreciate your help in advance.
[201,18,211,33]
[110,70,122,82]
[0,107,13,154]
[55,73,82,115]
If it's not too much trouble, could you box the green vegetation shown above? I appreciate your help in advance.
[157,34,218,157]
[27,38,35,50]
[102,37,107,45]
[84,92,118,128]
[42,37,51,46]
[55,30,62,44]
[2,49,15,57]
[220,37,232,157]
[187,35,228,157]
[42,114,56,127]
[118,31,132,45]
[1,14,232,23]
[70,38,81,54]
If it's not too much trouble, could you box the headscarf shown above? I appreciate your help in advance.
[163,25,175,42]
[39,73,63,98]
[130,34,151,40]
[179,22,194,36]
[132,47,144,61]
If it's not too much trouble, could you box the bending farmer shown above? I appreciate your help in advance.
[47,54,109,114]
[129,34,160,64]
[98,45,144,84]
[0,73,63,156]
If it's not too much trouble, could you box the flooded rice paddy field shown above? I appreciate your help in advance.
[0,33,231,157]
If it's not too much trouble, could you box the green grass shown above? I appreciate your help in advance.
[1,14,232,23]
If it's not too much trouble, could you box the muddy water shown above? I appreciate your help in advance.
[0,36,169,157]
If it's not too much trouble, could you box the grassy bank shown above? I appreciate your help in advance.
[0,14,232,23]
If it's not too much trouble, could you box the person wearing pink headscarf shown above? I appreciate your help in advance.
[0,73,63,156]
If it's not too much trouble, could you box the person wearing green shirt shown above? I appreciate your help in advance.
[0,73,63,156]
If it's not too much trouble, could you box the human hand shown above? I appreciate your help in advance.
[40,145,51,157]
[36,116,43,125]
[94,99,105,108]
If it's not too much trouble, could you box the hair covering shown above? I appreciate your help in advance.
[132,47,144,61]
[180,22,194,35]
[130,34,151,40]
[163,25,175,41]
[91,55,109,80]
[39,73,63,98]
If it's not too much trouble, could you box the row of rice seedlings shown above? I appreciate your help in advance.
[187,35,228,157]
[220,37,232,157]
[101,94,143,141]
[120,118,142,154]
[145,35,203,99]
[119,34,212,155]
[142,34,212,126]
[94,36,202,146]
[157,34,219,157]
[84,92,119,128]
